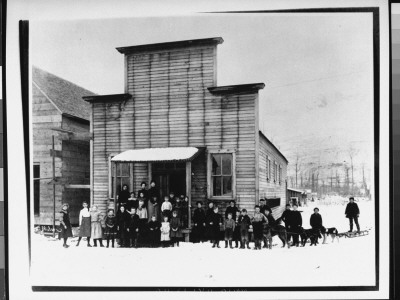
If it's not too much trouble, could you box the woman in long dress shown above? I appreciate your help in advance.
[76,201,92,247]
[59,203,73,248]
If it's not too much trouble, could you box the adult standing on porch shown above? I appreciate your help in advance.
[137,182,149,202]
[117,184,130,210]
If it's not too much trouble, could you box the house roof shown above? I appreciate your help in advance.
[208,83,265,95]
[259,130,289,164]
[32,66,95,121]
[287,187,305,194]
[116,37,224,54]
[111,147,201,163]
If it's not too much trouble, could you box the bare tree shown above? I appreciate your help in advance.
[348,146,359,196]
[294,153,302,188]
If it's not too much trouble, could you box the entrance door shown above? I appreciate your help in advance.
[152,163,186,199]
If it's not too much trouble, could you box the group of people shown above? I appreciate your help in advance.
[58,190,361,249]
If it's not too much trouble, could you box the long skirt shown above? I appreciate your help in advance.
[91,221,103,239]
[192,224,205,242]
[161,231,170,241]
[78,217,91,237]
[59,225,73,239]
[148,203,161,221]
[170,228,183,238]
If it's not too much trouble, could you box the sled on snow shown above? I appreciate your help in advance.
[338,230,369,238]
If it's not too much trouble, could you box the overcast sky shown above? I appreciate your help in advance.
[31,13,374,185]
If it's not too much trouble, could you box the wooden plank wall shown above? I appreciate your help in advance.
[32,84,63,225]
[258,134,288,219]
[92,44,260,219]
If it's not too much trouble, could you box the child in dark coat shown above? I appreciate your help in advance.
[345,197,360,232]
[148,215,161,247]
[224,213,236,249]
[286,204,302,247]
[211,206,223,248]
[192,201,206,243]
[238,209,251,249]
[116,206,130,247]
[127,207,140,248]
[103,209,117,248]
[59,203,73,248]
[233,213,241,248]
[170,210,183,247]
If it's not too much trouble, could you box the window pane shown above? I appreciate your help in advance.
[116,163,121,176]
[111,176,115,198]
[117,178,123,193]
[121,163,130,176]
[212,154,222,175]
[222,176,232,196]
[222,154,232,175]
[212,176,222,196]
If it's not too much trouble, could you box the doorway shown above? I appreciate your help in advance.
[152,162,186,199]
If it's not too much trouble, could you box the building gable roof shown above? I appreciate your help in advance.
[259,130,289,164]
[32,66,95,121]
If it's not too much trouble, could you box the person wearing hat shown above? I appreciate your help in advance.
[345,197,360,232]
[286,204,302,247]
[310,207,326,244]
[280,204,292,243]
[259,198,272,216]
[59,203,73,248]
[192,201,206,243]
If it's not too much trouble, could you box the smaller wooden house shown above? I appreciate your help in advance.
[287,187,307,206]
[32,66,95,225]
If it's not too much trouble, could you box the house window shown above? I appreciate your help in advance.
[266,156,270,182]
[208,151,236,199]
[33,164,40,215]
[274,162,278,183]
[110,161,131,199]
[279,165,282,185]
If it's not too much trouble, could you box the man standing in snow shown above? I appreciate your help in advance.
[280,204,292,243]
[345,197,360,232]
[287,204,302,247]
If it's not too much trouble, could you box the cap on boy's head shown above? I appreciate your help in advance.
[260,198,266,202]
[255,205,260,209]
[229,200,235,204]
[314,207,319,212]
[241,208,247,213]
[141,181,147,186]
[286,203,291,207]
[349,197,354,201]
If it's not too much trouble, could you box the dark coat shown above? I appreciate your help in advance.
[116,211,130,238]
[238,215,251,232]
[193,208,206,225]
[345,202,360,218]
[287,210,302,228]
[128,214,140,231]
[205,211,221,240]
[59,210,73,239]
[170,216,183,238]
[148,220,161,242]
[225,206,239,220]
[310,213,323,229]
[118,189,131,205]
[125,199,139,212]
[280,209,292,226]
[260,204,272,216]
[148,187,159,200]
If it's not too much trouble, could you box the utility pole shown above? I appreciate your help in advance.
[52,135,56,238]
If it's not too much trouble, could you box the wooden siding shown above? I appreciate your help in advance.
[258,133,288,219]
[91,43,262,218]
[32,84,63,225]
[33,84,91,225]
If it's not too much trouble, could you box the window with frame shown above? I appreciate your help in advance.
[266,155,270,181]
[211,153,233,197]
[274,162,278,183]
[279,165,282,184]
[111,162,131,199]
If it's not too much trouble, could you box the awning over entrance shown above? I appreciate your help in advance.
[111,147,200,163]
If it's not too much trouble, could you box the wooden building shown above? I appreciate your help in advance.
[84,37,288,221]
[32,66,95,225]
[287,187,307,207]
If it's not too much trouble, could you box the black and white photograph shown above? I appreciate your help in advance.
[4,0,391,299]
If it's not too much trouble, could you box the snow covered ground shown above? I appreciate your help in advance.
[30,199,376,288]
